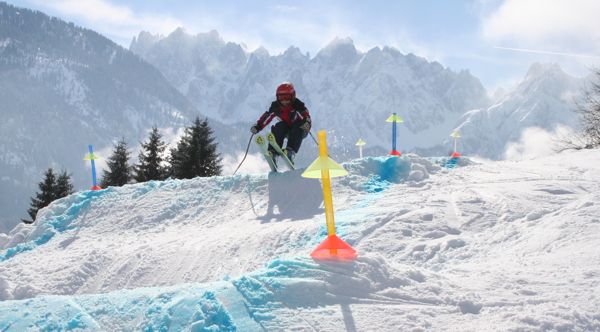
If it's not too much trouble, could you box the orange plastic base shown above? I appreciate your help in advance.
[91,185,102,190]
[451,152,461,158]
[311,235,357,261]
[389,150,401,156]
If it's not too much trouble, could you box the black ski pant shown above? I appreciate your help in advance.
[269,121,306,155]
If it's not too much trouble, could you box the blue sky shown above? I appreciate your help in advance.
[8,0,600,91]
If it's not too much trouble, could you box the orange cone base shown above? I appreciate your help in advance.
[311,235,357,261]
[91,185,102,190]
[389,150,401,156]
[451,152,461,158]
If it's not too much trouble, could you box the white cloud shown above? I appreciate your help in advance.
[31,0,182,45]
[25,0,433,61]
[205,5,363,57]
[483,0,600,52]
[271,5,299,13]
[504,125,575,160]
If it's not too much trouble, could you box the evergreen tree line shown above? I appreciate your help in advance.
[25,117,222,223]
[23,169,74,223]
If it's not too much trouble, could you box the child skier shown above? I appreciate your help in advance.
[250,82,312,164]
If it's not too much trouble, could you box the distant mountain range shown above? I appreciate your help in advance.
[0,1,586,232]
[130,30,492,157]
[130,29,585,159]
[452,63,584,158]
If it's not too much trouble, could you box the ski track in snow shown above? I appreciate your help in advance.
[1,152,600,331]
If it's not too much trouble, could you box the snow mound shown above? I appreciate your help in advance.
[0,283,238,331]
[0,254,459,331]
[0,190,107,261]
[233,255,450,329]
[344,154,440,182]
[1,151,600,330]
[0,233,8,248]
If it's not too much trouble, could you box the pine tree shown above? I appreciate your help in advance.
[134,127,168,182]
[169,129,194,179]
[24,168,57,223]
[100,138,132,187]
[170,117,222,179]
[196,117,222,177]
[54,170,74,198]
[24,169,76,223]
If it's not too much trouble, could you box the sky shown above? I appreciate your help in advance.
[7,0,600,91]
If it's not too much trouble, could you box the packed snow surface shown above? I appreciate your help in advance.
[1,151,600,331]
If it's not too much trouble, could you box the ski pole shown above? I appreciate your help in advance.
[309,131,319,146]
[309,131,335,158]
[233,134,254,175]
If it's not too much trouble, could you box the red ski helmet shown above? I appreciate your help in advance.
[276,82,295,101]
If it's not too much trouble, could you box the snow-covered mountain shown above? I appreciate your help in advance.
[130,30,491,157]
[1,151,599,330]
[0,3,240,232]
[131,29,587,163]
[447,63,585,159]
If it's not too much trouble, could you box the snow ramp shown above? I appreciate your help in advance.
[2,151,600,330]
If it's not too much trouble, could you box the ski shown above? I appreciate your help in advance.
[255,135,278,172]
[266,133,296,170]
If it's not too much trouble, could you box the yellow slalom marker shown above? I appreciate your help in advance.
[302,130,356,260]
[450,130,461,158]
[355,138,366,158]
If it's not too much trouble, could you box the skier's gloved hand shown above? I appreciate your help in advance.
[300,121,311,133]
[250,125,259,134]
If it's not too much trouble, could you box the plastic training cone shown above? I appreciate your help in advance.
[303,130,357,261]
[385,114,404,123]
[311,234,357,260]
[302,155,348,178]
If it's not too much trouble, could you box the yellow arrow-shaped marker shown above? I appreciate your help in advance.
[355,139,366,158]
[385,114,404,123]
[302,133,348,179]
[83,153,99,161]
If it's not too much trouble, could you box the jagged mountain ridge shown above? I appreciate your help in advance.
[450,63,584,159]
[131,29,585,160]
[0,2,239,232]
[130,30,491,157]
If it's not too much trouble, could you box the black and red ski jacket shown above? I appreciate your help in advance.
[254,98,311,131]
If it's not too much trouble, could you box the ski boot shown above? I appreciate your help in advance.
[284,148,295,165]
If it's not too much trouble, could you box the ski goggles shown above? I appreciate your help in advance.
[277,94,293,101]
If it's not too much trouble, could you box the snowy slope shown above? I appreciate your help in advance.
[1,150,600,330]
